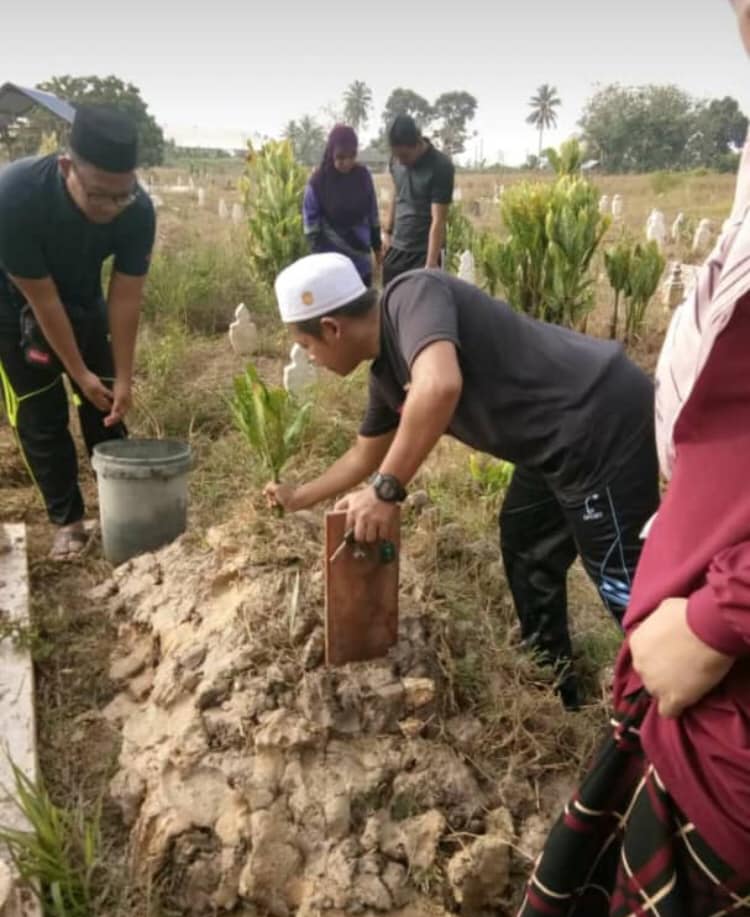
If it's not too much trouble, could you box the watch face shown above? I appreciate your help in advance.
[379,478,398,501]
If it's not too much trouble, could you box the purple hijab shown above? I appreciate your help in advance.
[309,125,372,227]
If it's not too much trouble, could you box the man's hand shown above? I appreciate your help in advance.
[630,597,734,718]
[264,481,300,513]
[335,486,398,544]
[105,377,132,427]
[78,370,114,414]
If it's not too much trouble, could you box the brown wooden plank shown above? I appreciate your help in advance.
[324,510,400,666]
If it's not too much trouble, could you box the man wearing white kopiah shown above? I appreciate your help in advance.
[265,254,659,709]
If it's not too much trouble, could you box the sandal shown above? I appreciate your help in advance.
[49,525,90,561]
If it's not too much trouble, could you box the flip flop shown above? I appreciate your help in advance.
[49,526,90,561]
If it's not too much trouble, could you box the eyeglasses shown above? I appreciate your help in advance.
[71,160,139,209]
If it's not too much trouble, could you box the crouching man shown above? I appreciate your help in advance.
[265,254,659,707]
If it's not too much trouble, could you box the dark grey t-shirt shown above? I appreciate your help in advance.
[360,271,654,496]
[390,142,454,253]
[0,154,156,334]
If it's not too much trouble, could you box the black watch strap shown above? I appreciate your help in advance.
[371,472,407,503]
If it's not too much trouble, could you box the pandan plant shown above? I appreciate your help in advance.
[230,364,312,504]
[604,238,632,339]
[623,241,666,344]
[469,454,514,497]
[445,204,477,274]
[238,140,308,291]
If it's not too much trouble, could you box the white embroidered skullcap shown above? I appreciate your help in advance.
[275,253,366,323]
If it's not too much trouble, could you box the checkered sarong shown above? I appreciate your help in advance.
[518,692,750,916]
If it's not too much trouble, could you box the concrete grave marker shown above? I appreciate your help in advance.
[283,343,317,394]
[218,198,229,221]
[671,212,685,241]
[611,194,624,220]
[458,250,476,285]
[646,209,667,250]
[662,262,686,310]
[229,304,258,356]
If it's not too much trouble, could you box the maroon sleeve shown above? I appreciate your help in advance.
[687,544,750,655]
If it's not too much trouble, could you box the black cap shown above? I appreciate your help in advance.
[70,105,138,173]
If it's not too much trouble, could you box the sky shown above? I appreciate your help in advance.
[5,0,750,165]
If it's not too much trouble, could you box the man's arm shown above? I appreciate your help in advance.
[106,271,147,426]
[336,341,462,542]
[426,203,449,269]
[8,274,113,412]
[265,431,396,512]
[382,188,396,253]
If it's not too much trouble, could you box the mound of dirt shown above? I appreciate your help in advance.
[95,518,552,916]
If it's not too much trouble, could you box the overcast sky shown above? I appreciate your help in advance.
[5,0,749,164]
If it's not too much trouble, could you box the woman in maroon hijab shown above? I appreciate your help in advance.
[518,3,750,914]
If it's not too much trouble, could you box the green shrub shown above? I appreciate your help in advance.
[143,236,258,334]
[239,140,308,291]
[650,171,683,195]
[445,205,476,273]
[604,236,665,343]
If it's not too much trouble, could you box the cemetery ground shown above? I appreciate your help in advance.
[0,166,736,916]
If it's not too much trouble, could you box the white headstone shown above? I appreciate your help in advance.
[646,209,667,250]
[662,262,686,311]
[611,194,624,220]
[197,188,206,208]
[151,193,164,210]
[671,212,685,241]
[232,203,244,225]
[598,195,610,215]
[458,250,476,285]
[228,304,258,356]
[283,343,317,394]
[692,219,713,255]
[218,199,229,221]
[453,187,463,202]
[188,177,195,190]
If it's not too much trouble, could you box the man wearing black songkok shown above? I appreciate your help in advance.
[0,105,156,558]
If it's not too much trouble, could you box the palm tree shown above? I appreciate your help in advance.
[283,116,325,166]
[526,84,562,157]
[343,80,373,134]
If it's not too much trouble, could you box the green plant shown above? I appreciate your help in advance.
[239,140,308,291]
[475,231,504,296]
[0,761,102,916]
[604,238,632,339]
[468,454,514,497]
[230,363,312,484]
[623,241,666,343]
[487,169,609,326]
[445,204,476,273]
[544,137,585,177]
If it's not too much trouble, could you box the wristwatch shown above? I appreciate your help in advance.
[371,472,407,503]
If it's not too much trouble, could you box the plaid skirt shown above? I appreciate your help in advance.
[518,692,750,916]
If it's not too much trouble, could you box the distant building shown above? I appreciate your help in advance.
[359,145,389,173]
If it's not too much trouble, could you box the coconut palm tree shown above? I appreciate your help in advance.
[526,84,562,157]
[343,80,373,134]
[284,116,325,166]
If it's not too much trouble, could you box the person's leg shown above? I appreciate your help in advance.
[382,248,427,286]
[0,336,85,547]
[561,441,660,625]
[499,465,580,708]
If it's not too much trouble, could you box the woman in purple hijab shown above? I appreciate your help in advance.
[303,125,382,286]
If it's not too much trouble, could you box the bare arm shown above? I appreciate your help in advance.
[107,271,145,386]
[266,431,396,512]
[426,203,449,269]
[380,340,462,482]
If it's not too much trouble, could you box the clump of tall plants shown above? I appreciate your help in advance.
[604,238,665,342]
[239,140,308,291]
[485,173,610,327]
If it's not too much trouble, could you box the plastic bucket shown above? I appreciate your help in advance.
[92,438,192,566]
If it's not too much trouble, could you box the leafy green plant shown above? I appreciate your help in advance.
[483,168,609,327]
[469,453,514,497]
[239,140,308,291]
[0,761,102,916]
[544,137,586,177]
[230,363,312,485]
[604,238,632,339]
[476,231,505,296]
[623,241,666,343]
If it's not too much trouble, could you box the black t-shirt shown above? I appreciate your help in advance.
[360,271,654,496]
[0,155,156,334]
[390,142,454,253]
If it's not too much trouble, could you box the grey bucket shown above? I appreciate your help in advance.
[92,439,192,566]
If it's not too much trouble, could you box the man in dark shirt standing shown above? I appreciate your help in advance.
[0,106,156,559]
[382,115,455,286]
[266,254,660,709]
